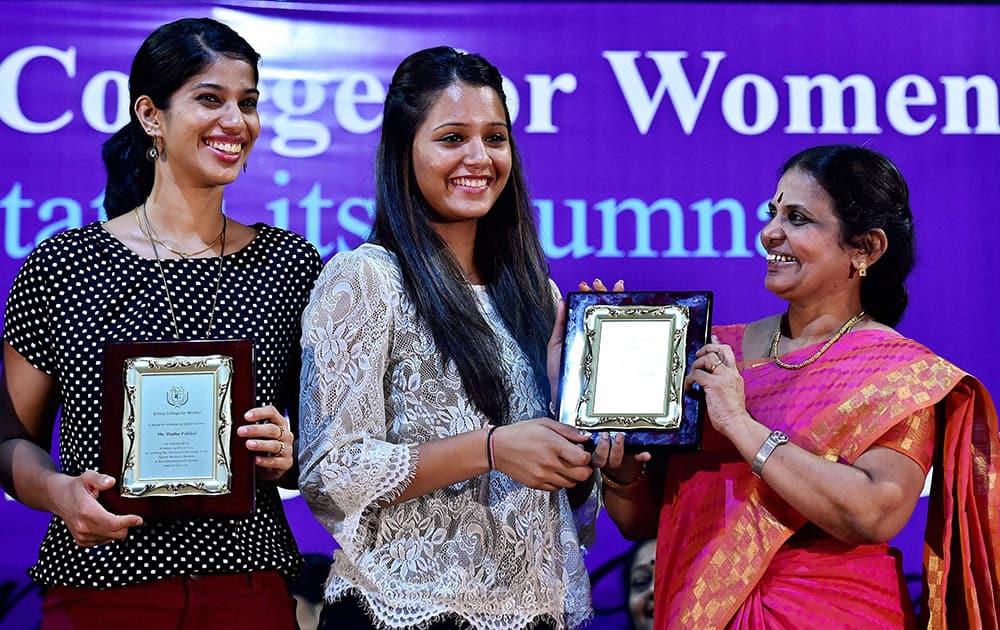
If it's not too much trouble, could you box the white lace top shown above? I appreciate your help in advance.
[298,244,593,630]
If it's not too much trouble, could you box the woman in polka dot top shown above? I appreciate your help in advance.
[0,18,321,629]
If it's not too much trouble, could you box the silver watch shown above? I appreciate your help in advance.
[751,430,789,477]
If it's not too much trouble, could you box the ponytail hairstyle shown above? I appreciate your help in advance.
[373,46,555,425]
[782,145,916,326]
[101,18,260,218]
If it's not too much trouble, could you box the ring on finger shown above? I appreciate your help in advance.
[708,357,724,373]
[277,441,285,457]
[278,425,285,440]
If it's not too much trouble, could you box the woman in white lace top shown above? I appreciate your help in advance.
[298,47,604,630]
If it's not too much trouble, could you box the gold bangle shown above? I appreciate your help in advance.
[601,463,647,491]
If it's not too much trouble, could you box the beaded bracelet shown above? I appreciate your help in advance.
[601,462,647,491]
[485,424,499,471]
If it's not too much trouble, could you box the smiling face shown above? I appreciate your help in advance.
[411,82,512,229]
[762,168,861,308]
[142,56,260,189]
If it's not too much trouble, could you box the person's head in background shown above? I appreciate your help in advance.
[626,539,655,630]
[371,46,555,425]
[102,17,261,218]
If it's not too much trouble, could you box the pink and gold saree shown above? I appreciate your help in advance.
[653,326,999,629]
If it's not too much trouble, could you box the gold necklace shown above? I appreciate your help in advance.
[134,207,225,258]
[138,204,227,339]
[769,310,866,370]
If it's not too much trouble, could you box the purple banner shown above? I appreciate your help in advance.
[1,2,998,627]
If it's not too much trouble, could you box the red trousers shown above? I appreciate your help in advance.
[41,570,297,630]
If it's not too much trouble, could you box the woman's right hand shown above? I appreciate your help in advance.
[49,470,143,547]
[491,419,595,491]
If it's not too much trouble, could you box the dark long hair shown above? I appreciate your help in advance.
[782,144,915,326]
[372,46,556,425]
[101,18,260,218]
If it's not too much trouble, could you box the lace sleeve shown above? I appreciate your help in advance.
[297,249,416,550]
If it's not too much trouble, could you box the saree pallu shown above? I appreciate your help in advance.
[653,326,1000,629]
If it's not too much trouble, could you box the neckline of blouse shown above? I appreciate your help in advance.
[99,220,266,262]
[738,326,899,369]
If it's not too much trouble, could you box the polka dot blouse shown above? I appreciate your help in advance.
[3,222,322,588]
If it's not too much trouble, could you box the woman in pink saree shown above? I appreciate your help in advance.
[601,145,1000,629]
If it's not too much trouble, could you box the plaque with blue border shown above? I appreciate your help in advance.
[556,291,712,452]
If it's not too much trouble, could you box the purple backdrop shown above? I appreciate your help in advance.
[2,2,998,627]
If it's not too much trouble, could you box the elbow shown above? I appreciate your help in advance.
[298,477,348,524]
[0,439,26,502]
[296,464,325,506]
[297,458,357,524]
[836,514,904,545]
[833,523,888,546]
[831,496,910,545]
[295,461,323,508]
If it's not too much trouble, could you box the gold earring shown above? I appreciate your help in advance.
[858,261,867,277]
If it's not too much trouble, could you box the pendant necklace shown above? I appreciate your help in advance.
[138,204,227,339]
[134,207,225,258]
[769,310,866,370]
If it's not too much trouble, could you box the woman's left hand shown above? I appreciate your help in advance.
[685,336,750,437]
[238,405,294,481]
[591,431,651,474]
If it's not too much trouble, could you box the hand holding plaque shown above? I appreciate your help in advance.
[100,339,256,520]
[555,291,712,452]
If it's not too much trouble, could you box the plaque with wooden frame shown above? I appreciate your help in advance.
[100,339,255,520]
[555,291,712,453]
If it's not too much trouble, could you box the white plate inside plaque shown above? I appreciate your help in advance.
[576,304,689,430]
[120,354,235,498]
